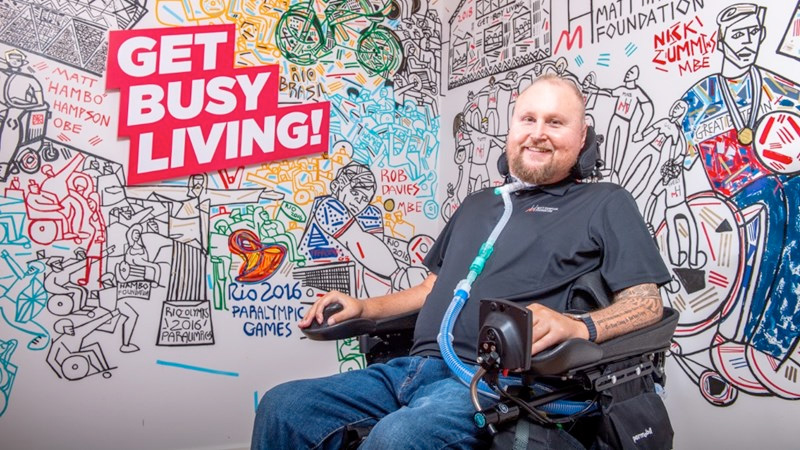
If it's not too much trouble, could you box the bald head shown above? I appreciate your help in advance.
[516,74,586,125]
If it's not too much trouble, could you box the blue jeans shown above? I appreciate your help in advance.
[252,356,586,449]
[252,356,491,449]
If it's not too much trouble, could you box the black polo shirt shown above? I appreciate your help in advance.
[410,179,671,360]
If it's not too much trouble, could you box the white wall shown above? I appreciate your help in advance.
[0,0,798,448]
[437,0,800,448]
[0,1,444,448]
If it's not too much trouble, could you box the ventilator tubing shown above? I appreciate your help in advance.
[437,181,593,415]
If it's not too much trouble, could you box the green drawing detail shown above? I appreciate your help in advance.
[275,1,404,78]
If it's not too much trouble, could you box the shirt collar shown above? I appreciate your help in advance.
[539,178,577,196]
[512,178,576,197]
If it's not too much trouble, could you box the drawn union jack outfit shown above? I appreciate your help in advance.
[681,66,800,362]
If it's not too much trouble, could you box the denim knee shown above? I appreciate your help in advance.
[259,382,292,418]
[252,382,297,449]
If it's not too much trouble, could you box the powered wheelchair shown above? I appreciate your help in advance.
[302,126,678,449]
[304,276,678,449]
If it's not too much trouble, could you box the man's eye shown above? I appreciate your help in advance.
[732,31,743,39]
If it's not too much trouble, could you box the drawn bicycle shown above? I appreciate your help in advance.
[274,0,404,77]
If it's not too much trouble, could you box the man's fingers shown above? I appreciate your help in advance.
[530,321,551,355]
[299,294,334,327]
[299,301,321,327]
[328,310,346,326]
[531,327,567,355]
[315,299,334,325]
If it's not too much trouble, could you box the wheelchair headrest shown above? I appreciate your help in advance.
[496,125,603,182]
[572,126,602,180]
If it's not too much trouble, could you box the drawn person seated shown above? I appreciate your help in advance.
[46,310,119,380]
[0,198,29,247]
[43,254,90,315]
[25,180,71,231]
[41,159,89,239]
[643,158,707,276]
[0,50,45,180]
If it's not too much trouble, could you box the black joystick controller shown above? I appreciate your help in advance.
[302,302,377,341]
[306,302,344,331]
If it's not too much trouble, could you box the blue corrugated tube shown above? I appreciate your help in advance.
[437,181,593,415]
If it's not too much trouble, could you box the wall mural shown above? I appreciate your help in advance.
[443,0,800,408]
[0,0,799,447]
[448,0,551,89]
[0,0,147,75]
[0,0,443,428]
[671,3,800,405]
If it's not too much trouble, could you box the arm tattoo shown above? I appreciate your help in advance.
[591,283,663,342]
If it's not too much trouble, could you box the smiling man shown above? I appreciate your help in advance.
[253,75,671,449]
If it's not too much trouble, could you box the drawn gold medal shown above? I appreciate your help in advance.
[738,127,754,146]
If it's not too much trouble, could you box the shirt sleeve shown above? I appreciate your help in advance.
[422,201,465,274]
[590,188,672,292]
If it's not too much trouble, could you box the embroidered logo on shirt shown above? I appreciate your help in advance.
[526,205,558,213]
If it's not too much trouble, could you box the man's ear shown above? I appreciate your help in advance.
[580,122,588,149]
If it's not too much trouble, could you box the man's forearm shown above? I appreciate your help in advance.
[590,283,663,342]
[362,273,437,320]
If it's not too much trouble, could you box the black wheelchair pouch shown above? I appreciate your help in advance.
[594,360,674,450]
[490,420,586,450]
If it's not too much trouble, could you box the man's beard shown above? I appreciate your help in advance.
[508,150,557,185]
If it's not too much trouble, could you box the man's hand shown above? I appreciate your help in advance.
[298,290,364,329]
[526,303,589,355]
[299,274,437,330]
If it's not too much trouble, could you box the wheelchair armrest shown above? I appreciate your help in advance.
[372,311,419,334]
[593,307,679,362]
[301,302,419,341]
[527,307,679,375]
[529,338,604,375]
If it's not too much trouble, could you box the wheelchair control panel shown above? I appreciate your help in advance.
[477,299,533,373]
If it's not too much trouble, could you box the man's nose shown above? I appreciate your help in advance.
[526,123,547,143]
